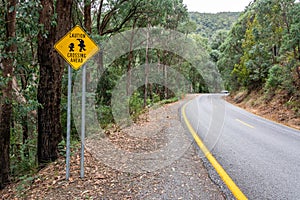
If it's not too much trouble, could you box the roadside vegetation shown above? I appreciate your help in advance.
[215,0,300,127]
[1,0,299,192]
[0,0,228,189]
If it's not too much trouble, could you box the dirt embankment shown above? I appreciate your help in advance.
[227,90,300,130]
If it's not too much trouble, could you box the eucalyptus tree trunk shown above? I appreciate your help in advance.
[84,0,92,86]
[84,0,92,33]
[144,23,150,107]
[127,20,137,96]
[0,0,17,189]
[37,0,73,167]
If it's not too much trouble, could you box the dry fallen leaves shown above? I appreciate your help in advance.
[0,95,225,200]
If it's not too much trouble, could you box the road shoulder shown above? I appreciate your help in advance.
[0,95,225,199]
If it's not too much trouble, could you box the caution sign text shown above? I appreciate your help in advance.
[54,25,99,70]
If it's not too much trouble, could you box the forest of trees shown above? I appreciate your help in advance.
[189,12,240,38]
[0,0,209,189]
[216,0,300,106]
[1,0,299,190]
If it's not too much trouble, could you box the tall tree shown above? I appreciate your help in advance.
[0,0,17,189]
[218,0,299,97]
[144,22,150,107]
[217,12,248,90]
[96,0,141,36]
[37,0,73,167]
[84,0,92,33]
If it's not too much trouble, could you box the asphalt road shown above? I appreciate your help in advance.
[184,94,300,199]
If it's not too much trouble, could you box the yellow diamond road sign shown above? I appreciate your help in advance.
[54,25,99,70]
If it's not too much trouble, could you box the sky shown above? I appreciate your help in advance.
[182,0,253,13]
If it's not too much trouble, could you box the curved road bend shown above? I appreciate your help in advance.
[183,94,300,199]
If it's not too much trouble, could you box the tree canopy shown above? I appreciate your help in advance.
[1,0,299,190]
[218,0,300,97]
[0,0,205,188]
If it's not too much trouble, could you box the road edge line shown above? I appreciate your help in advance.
[181,103,248,200]
[236,119,255,129]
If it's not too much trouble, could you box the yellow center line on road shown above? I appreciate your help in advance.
[182,104,248,200]
[236,119,255,129]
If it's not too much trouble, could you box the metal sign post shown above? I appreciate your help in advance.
[66,65,72,180]
[80,64,86,178]
[54,25,99,180]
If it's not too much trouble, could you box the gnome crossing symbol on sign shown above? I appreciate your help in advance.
[54,25,99,70]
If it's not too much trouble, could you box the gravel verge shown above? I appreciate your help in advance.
[0,95,226,199]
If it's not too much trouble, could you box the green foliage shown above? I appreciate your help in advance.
[177,20,197,34]
[265,65,284,89]
[218,0,300,96]
[209,49,220,63]
[264,62,296,97]
[96,104,114,128]
[129,92,145,121]
[58,137,80,157]
[0,0,219,187]
[189,12,240,38]
[159,96,179,105]
[10,136,37,180]
[95,47,192,127]
[210,30,228,50]
[0,0,41,185]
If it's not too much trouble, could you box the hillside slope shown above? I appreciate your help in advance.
[228,90,300,130]
[189,12,240,38]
